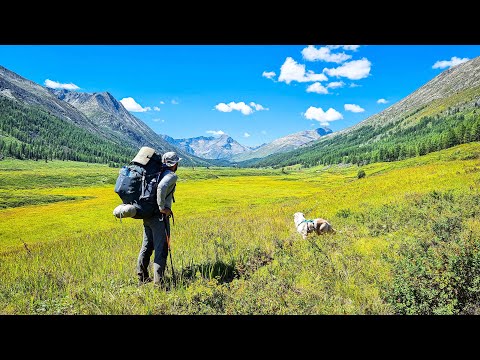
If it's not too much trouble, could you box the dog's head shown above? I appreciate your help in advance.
[293,212,305,227]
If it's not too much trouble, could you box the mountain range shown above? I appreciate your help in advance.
[161,127,332,162]
[161,134,251,160]
[0,63,333,166]
[1,56,480,168]
[0,65,211,166]
[230,127,332,162]
[248,56,480,168]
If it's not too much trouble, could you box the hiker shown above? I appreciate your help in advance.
[136,151,181,287]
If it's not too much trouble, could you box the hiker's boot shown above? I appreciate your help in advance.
[153,278,169,291]
[138,276,153,286]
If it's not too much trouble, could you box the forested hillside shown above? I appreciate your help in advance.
[0,97,135,165]
[246,102,480,167]
[245,56,480,168]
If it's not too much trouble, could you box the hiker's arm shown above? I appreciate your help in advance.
[157,172,177,213]
[159,207,172,216]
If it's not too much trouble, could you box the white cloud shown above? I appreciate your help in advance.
[152,118,164,123]
[160,101,165,104]
[171,99,179,105]
[278,57,328,84]
[262,71,276,80]
[327,81,345,89]
[304,106,343,126]
[350,83,361,88]
[432,56,470,69]
[215,101,268,115]
[344,103,365,113]
[261,130,267,135]
[243,132,251,138]
[120,97,151,112]
[377,98,388,104]
[44,79,80,90]
[306,82,329,94]
[249,102,269,111]
[324,58,371,80]
[301,45,351,63]
[215,103,233,113]
[153,106,161,111]
[229,102,253,115]
[206,130,225,136]
[327,45,360,51]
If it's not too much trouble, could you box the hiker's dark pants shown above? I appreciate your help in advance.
[137,215,169,285]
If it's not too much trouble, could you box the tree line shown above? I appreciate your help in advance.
[0,97,135,166]
[248,107,480,168]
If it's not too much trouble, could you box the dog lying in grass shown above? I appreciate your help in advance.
[294,212,335,239]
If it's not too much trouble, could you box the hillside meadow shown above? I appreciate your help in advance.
[1,143,480,314]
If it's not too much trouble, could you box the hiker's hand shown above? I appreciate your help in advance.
[160,208,172,217]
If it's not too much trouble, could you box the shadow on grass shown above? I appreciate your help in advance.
[174,249,274,287]
[179,260,239,284]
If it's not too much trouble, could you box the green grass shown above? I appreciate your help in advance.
[0,191,93,209]
[1,143,480,314]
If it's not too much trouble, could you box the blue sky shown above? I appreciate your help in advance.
[1,45,479,147]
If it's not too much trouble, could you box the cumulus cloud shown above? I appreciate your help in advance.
[262,71,276,80]
[214,101,268,115]
[215,103,233,113]
[206,130,226,136]
[344,103,365,113]
[153,106,161,111]
[249,102,269,111]
[327,81,345,89]
[324,58,371,80]
[306,82,329,94]
[377,98,388,104]
[44,79,80,90]
[171,99,179,105]
[278,57,328,84]
[244,132,251,138]
[120,97,151,112]
[432,56,470,69]
[301,45,352,63]
[327,45,360,51]
[303,106,343,126]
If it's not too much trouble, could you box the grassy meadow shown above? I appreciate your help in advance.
[1,143,480,314]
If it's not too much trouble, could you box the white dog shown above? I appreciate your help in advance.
[294,212,335,239]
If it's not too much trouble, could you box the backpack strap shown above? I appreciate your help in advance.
[166,183,176,203]
[159,168,176,203]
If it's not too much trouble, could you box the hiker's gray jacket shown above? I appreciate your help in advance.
[157,169,177,211]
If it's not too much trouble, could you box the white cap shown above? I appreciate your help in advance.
[162,151,182,166]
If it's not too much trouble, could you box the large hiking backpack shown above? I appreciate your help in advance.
[113,146,168,219]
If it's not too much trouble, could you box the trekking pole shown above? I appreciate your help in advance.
[165,214,176,286]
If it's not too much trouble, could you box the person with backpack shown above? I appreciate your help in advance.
[136,151,181,287]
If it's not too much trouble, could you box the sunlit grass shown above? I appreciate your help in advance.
[1,142,480,314]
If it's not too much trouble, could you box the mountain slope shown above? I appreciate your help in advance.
[231,127,332,162]
[50,89,211,166]
[0,65,211,166]
[161,133,251,160]
[0,95,136,164]
[0,66,105,137]
[247,56,480,168]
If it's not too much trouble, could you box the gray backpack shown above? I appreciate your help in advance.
[113,147,169,219]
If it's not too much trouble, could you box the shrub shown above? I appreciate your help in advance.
[357,169,366,179]
[382,191,480,314]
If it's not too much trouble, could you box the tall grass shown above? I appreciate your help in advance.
[1,143,480,314]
